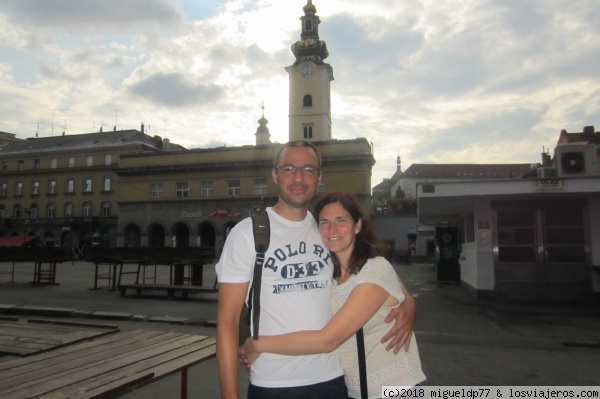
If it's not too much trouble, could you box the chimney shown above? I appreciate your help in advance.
[541,152,551,166]
[141,122,145,134]
[163,138,170,150]
[154,135,163,149]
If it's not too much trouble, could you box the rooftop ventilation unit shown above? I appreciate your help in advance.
[554,143,598,177]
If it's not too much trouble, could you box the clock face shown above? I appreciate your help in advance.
[300,64,314,79]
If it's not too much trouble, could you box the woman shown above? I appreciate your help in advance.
[241,192,426,398]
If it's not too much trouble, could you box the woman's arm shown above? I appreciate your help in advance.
[242,282,390,362]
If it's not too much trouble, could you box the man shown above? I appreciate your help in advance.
[216,140,415,398]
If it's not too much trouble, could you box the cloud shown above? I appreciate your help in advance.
[0,0,598,188]
[129,72,225,108]
[0,0,186,33]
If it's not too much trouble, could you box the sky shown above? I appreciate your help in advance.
[0,0,599,187]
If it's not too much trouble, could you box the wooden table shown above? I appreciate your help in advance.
[0,319,119,357]
[0,329,217,399]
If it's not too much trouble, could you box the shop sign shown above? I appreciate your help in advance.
[533,178,567,192]
[209,206,242,219]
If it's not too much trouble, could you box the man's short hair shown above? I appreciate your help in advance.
[273,140,322,168]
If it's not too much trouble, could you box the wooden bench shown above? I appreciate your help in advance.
[0,247,72,285]
[0,329,217,399]
[0,318,119,357]
[83,247,217,297]
[119,247,217,298]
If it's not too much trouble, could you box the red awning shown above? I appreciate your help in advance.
[0,236,38,247]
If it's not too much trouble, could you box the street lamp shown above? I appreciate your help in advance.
[23,219,29,246]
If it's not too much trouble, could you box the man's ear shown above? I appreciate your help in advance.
[271,168,278,185]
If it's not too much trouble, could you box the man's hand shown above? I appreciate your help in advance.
[381,285,415,353]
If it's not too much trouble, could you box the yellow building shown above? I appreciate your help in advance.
[116,139,374,250]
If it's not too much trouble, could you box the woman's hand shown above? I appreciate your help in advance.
[382,285,416,353]
[239,338,261,371]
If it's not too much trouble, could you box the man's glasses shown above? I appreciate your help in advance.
[276,164,320,177]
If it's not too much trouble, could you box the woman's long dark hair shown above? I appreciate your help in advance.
[314,192,389,278]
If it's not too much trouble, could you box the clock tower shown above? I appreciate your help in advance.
[285,0,334,142]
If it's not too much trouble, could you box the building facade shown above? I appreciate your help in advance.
[116,139,375,251]
[418,126,600,301]
[0,129,176,248]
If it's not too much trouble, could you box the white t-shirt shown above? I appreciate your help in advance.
[332,256,426,398]
[216,207,343,388]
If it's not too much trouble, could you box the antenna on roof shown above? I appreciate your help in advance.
[112,109,118,131]
[48,108,55,136]
[31,122,40,138]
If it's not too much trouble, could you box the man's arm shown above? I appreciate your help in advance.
[216,282,249,399]
[381,282,416,353]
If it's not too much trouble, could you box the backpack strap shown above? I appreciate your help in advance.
[247,206,270,339]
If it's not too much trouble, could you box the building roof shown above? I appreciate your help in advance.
[557,125,600,146]
[0,130,177,156]
[403,163,534,180]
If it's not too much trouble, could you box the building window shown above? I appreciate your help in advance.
[104,154,112,165]
[151,183,164,198]
[15,182,23,195]
[317,181,325,193]
[46,203,56,219]
[303,125,313,139]
[103,177,111,192]
[254,178,267,195]
[303,95,312,107]
[84,178,92,193]
[14,204,22,218]
[101,201,111,217]
[176,182,189,198]
[82,202,92,217]
[0,183,6,196]
[544,209,585,263]
[34,159,40,170]
[51,158,57,169]
[68,157,75,167]
[67,179,75,193]
[496,210,536,263]
[86,155,93,167]
[227,180,240,196]
[304,19,313,31]
[48,180,56,194]
[18,160,24,171]
[32,181,40,195]
[2,161,7,171]
[0,205,5,218]
[65,202,74,217]
[29,204,38,219]
[201,181,214,197]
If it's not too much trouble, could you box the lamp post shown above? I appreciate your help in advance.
[23,219,29,246]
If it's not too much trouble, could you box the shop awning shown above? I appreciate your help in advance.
[0,236,38,247]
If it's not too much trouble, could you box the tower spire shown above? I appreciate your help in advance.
[255,103,271,145]
[291,1,329,65]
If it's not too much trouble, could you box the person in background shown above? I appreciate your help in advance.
[241,191,426,398]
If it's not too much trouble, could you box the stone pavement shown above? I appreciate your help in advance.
[1,260,599,398]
